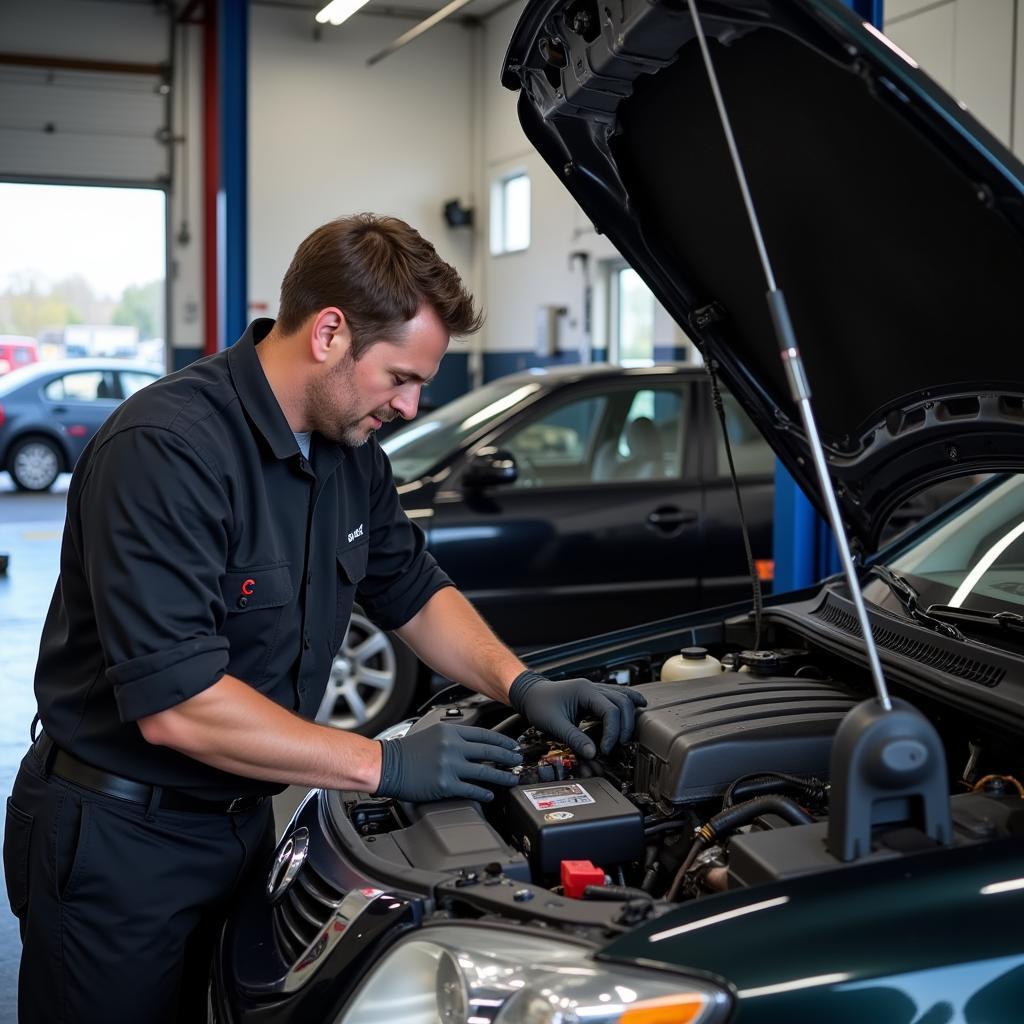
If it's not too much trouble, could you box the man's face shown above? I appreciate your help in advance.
[306,304,448,447]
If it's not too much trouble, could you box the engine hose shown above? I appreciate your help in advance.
[666,838,706,903]
[582,884,654,902]
[724,772,827,808]
[707,794,816,835]
[644,819,688,838]
[666,795,815,902]
[641,862,661,893]
[729,774,823,806]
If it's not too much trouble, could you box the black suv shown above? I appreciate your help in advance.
[317,364,776,735]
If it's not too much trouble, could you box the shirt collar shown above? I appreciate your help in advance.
[227,319,303,461]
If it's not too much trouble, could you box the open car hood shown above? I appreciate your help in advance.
[503,0,1024,551]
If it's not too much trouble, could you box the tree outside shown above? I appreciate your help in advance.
[111,280,164,340]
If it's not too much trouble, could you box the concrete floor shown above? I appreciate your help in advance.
[0,473,307,1021]
[0,472,70,1022]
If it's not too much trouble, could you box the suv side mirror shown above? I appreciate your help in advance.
[462,447,518,489]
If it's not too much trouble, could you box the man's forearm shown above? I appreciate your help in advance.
[396,587,525,703]
[137,673,382,791]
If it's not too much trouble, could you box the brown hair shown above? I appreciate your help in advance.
[276,214,482,357]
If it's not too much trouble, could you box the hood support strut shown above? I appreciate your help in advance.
[686,0,891,710]
[686,0,954,861]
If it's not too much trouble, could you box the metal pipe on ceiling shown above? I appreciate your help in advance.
[366,0,477,65]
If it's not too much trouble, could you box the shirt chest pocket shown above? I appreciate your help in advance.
[222,563,294,687]
[333,542,368,653]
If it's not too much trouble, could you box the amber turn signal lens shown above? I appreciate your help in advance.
[619,993,707,1024]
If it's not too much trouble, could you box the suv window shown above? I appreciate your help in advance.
[715,392,773,477]
[504,394,609,487]
[502,385,686,488]
[44,371,119,402]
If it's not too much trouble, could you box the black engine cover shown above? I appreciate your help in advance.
[632,673,856,805]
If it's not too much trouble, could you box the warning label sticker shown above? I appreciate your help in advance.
[523,783,595,811]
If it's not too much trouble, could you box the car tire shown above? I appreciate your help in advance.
[315,611,420,736]
[8,435,63,492]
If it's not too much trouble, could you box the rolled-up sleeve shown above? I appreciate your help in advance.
[77,427,232,722]
[356,442,453,631]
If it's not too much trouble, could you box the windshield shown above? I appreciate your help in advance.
[865,474,1024,620]
[382,379,542,482]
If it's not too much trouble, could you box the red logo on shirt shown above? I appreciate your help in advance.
[241,578,256,596]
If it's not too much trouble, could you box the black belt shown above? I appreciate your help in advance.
[33,734,265,815]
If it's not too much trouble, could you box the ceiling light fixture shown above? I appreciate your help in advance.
[315,0,372,27]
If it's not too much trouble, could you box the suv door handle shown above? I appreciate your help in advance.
[646,506,697,534]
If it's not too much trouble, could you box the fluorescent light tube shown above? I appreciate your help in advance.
[315,0,372,26]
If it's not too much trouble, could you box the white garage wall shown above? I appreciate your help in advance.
[885,0,1019,154]
[247,4,476,401]
[475,0,689,383]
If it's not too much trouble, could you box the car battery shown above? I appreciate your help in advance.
[508,776,644,874]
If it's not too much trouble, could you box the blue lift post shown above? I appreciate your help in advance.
[771,0,882,591]
[217,0,248,347]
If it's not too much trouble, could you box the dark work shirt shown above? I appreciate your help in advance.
[34,319,451,799]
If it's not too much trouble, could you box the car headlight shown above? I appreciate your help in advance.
[334,924,730,1024]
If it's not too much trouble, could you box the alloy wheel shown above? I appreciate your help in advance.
[12,440,60,491]
[316,612,397,730]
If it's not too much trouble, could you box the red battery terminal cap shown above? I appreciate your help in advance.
[561,860,606,900]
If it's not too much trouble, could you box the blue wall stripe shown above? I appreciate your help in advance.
[172,347,203,372]
[424,352,469,407]
[219,0,248,347]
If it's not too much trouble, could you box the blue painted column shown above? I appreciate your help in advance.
[217,0,248,347]
[847,0,884,26]
[772,0,881,591]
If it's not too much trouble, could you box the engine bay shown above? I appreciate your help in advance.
[335,626,1024,915]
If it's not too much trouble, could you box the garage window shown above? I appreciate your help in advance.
[490,172,531,254]
[610,265,656,366]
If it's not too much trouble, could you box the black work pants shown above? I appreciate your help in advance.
[3,745,275,1023]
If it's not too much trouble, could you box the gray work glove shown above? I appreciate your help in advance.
[509,670,647,758]
[375,722,523,803]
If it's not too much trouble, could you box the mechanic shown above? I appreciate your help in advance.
[3,214,646,1023]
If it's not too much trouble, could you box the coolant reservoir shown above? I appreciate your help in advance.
[659,646,722,681]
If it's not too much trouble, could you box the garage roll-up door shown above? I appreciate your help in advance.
[0,60,168,185]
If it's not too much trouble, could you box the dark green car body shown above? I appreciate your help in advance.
[603,837,1024,1022]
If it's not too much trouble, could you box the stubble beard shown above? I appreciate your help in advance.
[307,356,395,448]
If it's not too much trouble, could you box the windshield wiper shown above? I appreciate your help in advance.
[924,604,1024,638]
[866,565,966,641]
